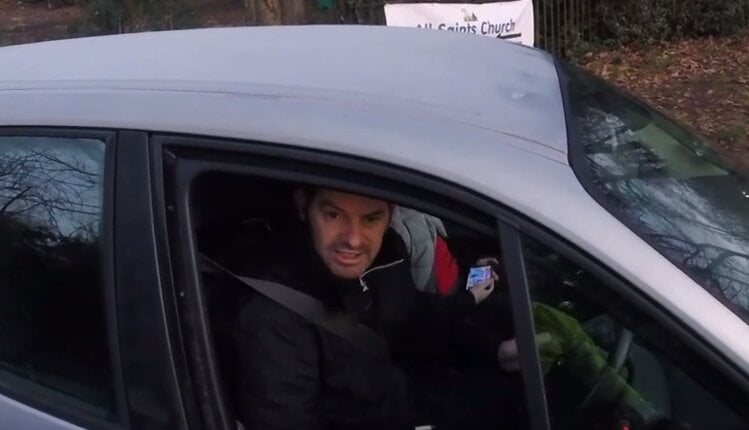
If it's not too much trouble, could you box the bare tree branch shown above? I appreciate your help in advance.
[0,186,33,213]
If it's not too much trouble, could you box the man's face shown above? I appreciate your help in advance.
[302,189,391,280]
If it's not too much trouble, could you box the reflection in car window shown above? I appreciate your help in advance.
[562,62,749,320]
[0,136,115,417]
[521,233,748,430]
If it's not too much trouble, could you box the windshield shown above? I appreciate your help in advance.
[561,62,749,322]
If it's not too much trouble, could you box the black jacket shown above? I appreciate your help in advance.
[234,224,498,430]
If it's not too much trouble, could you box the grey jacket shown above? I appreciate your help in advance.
[390,207,447,294]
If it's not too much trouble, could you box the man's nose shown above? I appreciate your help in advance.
[343,220,364,248]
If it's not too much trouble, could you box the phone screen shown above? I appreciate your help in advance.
[466,265,493,290]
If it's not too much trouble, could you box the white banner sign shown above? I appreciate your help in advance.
[384,1,534,46]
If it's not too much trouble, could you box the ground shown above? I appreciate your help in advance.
[0,0,85,46]
[1,1,748,162]
[578,33,749,162]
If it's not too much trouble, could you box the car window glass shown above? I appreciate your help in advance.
[189,172,529,430]
[520,232,748,430]
[562,62,749,321]
[0,135,115,418]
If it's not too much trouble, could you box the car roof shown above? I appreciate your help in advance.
[0,25,568,155]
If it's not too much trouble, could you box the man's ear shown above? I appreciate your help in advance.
[292,188,309,222]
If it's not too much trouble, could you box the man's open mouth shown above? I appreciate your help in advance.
[333,249,364,266]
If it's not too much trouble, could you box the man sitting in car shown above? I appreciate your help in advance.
[234,187,520,430]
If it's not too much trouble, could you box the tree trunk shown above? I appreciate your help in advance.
[254,0,283,25]
[282,0,306,25]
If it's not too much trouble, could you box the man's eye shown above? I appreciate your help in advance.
[325,211,340,220]
[365,216,382,225]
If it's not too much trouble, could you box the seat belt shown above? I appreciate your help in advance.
[200,254,389,359]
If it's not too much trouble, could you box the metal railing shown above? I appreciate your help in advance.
[325,0,594,57]
[3,0,749,55]
[331,0,749,57]
[534,0,593,57]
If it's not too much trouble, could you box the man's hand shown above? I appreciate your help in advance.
[497,333,553,372]
[469,257,499,304]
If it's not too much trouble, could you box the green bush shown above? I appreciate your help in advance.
[78,0,125,32]
[533,0,749,56]
[78,0,193,33]
[591,0,749,46]
[679,1,748,36]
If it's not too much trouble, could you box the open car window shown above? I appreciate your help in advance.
[183,169,530,430]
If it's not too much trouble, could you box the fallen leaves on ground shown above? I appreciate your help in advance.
[578,32,749,162]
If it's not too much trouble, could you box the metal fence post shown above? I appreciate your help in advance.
[534,0,540,48]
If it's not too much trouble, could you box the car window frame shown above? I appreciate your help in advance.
[0,127,127,430]
[151,142,223,430]
[117,130,195,430]
[152,132,749,430]
[152,133,541,430]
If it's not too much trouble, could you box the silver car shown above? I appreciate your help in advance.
[0,26,747,430]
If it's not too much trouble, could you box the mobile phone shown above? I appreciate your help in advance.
[466,265,493,290]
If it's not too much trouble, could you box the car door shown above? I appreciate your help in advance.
[150,132,749,430]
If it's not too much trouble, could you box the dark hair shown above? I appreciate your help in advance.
[294,185,394,219]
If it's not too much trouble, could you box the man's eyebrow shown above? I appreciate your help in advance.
[364,209,386,219]
[319,201,386,218]
[319,201,345,212]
